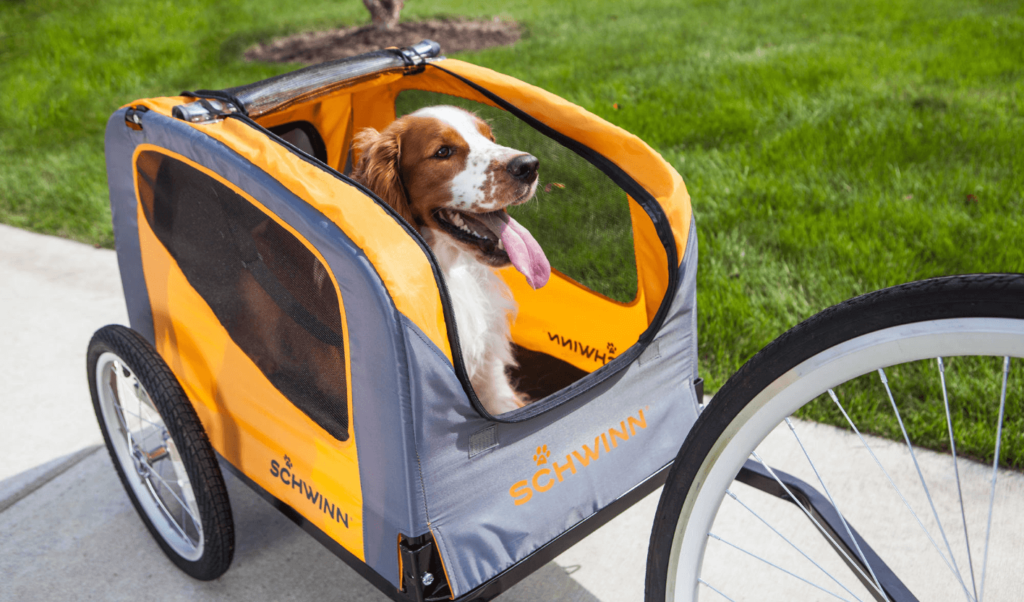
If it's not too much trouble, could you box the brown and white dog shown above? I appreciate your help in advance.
[352,106,551,415]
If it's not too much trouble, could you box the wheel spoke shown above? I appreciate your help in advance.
[698,578,738,602]
[979,357,1010,602]
[827,388,966,589]
[115,401,164,431]
[146,465,202,537]
[877,368,974,602]
[749,451,887,600]
[937,358,978,600]
[725,488,864,601]
[784,417,884,597]
[708,532,854,601]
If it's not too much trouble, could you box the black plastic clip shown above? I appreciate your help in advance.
[397,39,442,75]
[398,534,451,602]
[693,377,705,404]
[124,105,149,131]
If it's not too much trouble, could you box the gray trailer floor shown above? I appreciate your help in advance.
[2,223,1020,601]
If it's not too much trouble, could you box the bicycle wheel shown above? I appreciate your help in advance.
[87,324,234,580]
[647,274,1024,602]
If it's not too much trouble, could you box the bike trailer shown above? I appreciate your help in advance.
[103,41,700,600]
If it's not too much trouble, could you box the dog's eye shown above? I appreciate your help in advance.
[434,146,453,158]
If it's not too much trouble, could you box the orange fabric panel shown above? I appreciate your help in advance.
[133,146,365,559]
[502,268,647,372]
[132,97,453,364]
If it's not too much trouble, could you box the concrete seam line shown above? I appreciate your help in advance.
[0,445,104,513]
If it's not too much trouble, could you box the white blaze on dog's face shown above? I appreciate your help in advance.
[413,106,534,212]
[352,106,551,289]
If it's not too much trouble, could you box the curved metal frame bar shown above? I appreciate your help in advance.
[224,40,443,117]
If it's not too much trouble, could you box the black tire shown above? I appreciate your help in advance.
[87,324,234,580]
[646,274,1024,601]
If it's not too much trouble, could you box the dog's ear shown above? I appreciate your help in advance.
[351,126,413,225]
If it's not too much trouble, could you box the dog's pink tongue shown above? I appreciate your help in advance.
[479,212,550,289]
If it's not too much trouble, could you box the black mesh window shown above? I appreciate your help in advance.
[135,150,349,441]
[395,90,638,303]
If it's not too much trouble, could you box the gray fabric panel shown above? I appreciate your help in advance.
[104,108,154,342]
[403,223,699,596]
[124,110,423,587]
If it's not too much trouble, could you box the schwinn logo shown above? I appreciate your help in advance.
[508,408,648,506]
[270,455,349,528]
[547,332,617,365]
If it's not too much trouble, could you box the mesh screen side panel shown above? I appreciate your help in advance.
[395,90,639,304]
[136,150,350,440]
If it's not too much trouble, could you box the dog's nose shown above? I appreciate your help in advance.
[507,154,539,181]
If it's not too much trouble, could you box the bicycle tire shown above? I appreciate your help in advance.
[88,324,235,580]
[646,273,1024,601]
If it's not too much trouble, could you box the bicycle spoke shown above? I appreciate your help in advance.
[878,369,974,602]
[147,467,202,536]
[149,482,194,544]
[725,488,864,602]
[708,533,854,601]
[979,357,1010,602]
[749,451,887,600]
[827,388,967,587]
[784,417,882,597]
[698,578,738,602]
[937,358,978,601]
[115,402,164,431]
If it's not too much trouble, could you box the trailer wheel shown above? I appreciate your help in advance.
[88,324,234,580]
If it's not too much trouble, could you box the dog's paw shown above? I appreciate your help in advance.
[515,391,532,407]
[533,445,551,466]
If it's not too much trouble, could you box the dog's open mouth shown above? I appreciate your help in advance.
[434,208,551,289]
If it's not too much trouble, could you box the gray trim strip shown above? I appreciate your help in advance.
[105,108,154,342]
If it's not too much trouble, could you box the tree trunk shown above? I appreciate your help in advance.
[362,0,404,31]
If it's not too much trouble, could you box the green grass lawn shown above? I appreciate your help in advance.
[3,0,1022,465]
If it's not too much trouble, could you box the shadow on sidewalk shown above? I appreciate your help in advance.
[0,449,601,601]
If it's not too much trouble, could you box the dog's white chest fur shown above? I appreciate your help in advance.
[424,231,523,414]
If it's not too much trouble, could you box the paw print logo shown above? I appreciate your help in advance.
[607,342,617,354]
[533,445,551,466]
[284,455,293,469]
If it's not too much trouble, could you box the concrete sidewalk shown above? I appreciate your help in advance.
[2,224,1022,601]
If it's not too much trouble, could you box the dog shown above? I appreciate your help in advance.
[351,106,551,415]
[231,217,349,416]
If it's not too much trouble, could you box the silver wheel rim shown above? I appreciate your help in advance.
[95,351,205,561]
[668,317,1024,601]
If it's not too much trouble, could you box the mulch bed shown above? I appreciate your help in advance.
[244,18,521,64]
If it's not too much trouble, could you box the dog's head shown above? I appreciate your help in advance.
[352,106,550,289]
